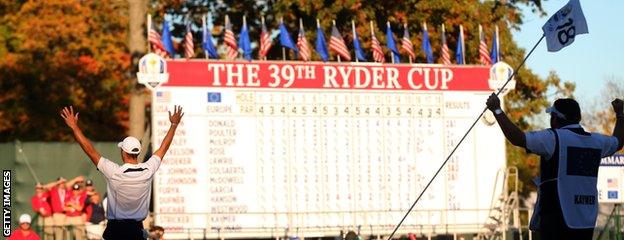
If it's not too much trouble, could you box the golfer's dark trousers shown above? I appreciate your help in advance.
[103,219,145,240]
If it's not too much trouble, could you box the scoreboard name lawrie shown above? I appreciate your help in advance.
[165,60,491,91]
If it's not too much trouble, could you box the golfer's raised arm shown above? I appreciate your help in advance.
[611,99,624,150]
[153,105,184,160]
[60,106,101,165]
[486,93,526,148]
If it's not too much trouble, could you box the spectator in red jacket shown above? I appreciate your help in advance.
[8,214,40,240]
[47,176,84,239]
[85,192,106,239]
[65,183,87,240]
[30,183,53,239]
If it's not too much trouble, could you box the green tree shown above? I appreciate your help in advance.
[0,0,132,141]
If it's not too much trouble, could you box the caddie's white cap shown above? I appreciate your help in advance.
[19,214,31,224]
[117,136,141,154]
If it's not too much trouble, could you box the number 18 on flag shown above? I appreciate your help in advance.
[542,0,588,52]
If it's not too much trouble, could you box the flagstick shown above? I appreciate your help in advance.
[352,20,358,63]
[385,34,545,240]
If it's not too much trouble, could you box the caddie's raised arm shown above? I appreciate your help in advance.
[153,105,184,160]
[486,93,526,148]
[60,106,102,165]
[611,99,624,150]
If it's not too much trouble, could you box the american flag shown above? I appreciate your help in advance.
[371,33,385,63]
[156,91,171,103]
[224,15,238,60]
[259,17,273,59]
[440,24,451,65]
[329,24,351,61]
[608,178,618,188]
[148,23,168,58]
[370,21,385,63]
[479,25,491,65]
[183,23,194,59]
[297,21,311,61]
[401,25,415,59]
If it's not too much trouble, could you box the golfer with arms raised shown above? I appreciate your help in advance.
[61,105,184,239]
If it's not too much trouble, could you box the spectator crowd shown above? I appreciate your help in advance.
[28,176,106,240]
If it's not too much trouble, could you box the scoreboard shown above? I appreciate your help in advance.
[151,60,507,238]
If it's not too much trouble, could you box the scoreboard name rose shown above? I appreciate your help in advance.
[164,61,489,91]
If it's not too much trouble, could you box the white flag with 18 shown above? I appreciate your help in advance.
[542,0,588,52]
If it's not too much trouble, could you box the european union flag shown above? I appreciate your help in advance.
[608,191,618,199]
[455,27,464,64]
[207,92,221,103]
[279,22,298,53]
[239,18,252,61]
[422,27,434,63]
[162,20,176,58]
[202,17,219,59]
[353,25,367,62]
[490,28,499,64]
[316,26,329,62]
[385,23,400,63]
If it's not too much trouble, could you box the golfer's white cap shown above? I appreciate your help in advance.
[117,136,141,154]
[19,214,31,224]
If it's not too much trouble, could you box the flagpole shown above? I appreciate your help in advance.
[404,23,411,64]
[262,16,267,61]
[495,25,500,62]
[147,14,151,53]
[281,18,287,61]
[460,25,466,64]
[441,23,445,64]
[478,24,483,64]
[332,20,342,63]
[387,21,394,64]
[352,20,358,63]
[386,34,545,240]
[299,18,304,61]
[203,14,209,60]
[370,21,377,62]
[242,15,247,60]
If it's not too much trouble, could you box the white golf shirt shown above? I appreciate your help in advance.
[97,155,161,221]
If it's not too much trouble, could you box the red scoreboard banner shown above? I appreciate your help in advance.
[164,60,491,91]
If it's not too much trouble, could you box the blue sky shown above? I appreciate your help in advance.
[513,0,624,109]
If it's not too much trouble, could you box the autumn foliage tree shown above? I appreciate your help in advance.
[0,0,132,141]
